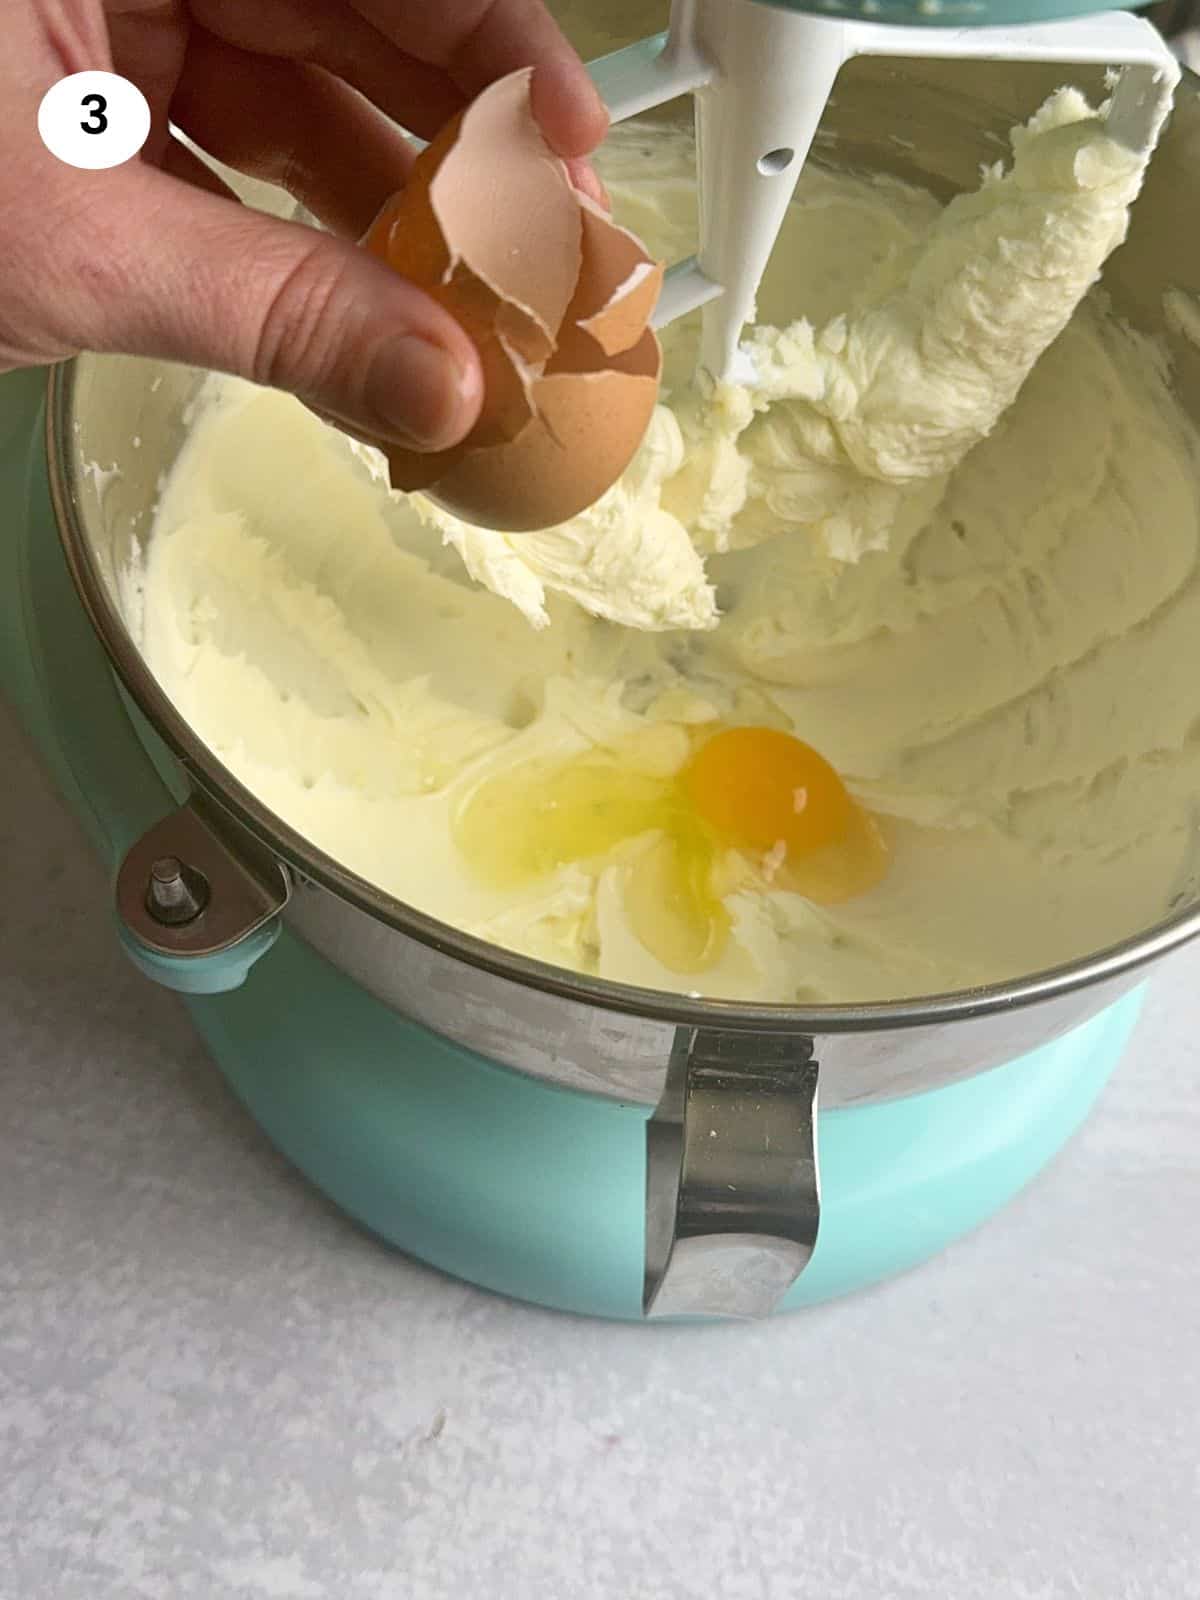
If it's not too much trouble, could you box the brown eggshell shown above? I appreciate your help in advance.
[421,328,662,532]
[364,130,539,456]
[580,261,664,359]
[426,71,578,353]
[362,73,576,363]
[384,331,537,493]
[362,67,665,531]
[569,198,666,359]
[362,189,410,262]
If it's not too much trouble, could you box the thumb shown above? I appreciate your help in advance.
[75,163,483,451]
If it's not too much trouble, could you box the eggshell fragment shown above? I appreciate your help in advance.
[571,198,666,359]
[362,67,664,532]
[363,110,541,456]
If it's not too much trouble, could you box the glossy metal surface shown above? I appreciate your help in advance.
[645,1029,820,1317]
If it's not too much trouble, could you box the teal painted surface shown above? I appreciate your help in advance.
[0,370,1142,1320]
[116,919,283,995]
[0,370,167,861]
[192,933,1139,1320]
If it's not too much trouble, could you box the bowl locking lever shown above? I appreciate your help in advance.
[644,1027,820,1319]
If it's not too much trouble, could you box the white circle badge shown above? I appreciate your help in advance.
[38,71,151,171]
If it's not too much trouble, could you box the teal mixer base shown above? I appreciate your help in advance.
[0,370,1142,1321]
[193,933,1139,1321]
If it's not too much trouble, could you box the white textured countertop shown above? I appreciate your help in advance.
[3,692,1199,1600]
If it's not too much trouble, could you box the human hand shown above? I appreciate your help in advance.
[4,1,609,453]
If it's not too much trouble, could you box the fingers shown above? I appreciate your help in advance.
[170,30,417,238]
[103,5,187,165]
[346,0,608,154]
[159,136,242,203]
[167,36,605,242]
[186,0,465,142]
[564,156,609,210]
[70,161,483,451]
[527,53,610,160]
[189,0,608,157]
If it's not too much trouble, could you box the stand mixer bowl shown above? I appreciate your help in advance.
[43,55,1200,1320]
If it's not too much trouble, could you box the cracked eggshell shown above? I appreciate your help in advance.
[362,67,663,532]
[433,327,663,533]
[570,197,665,359]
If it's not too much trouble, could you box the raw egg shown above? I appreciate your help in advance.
[455,726,890,973]
[363,69,664,533]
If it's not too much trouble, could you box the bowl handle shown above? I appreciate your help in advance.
[644,1027,820,1319]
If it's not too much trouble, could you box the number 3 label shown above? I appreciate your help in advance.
[38,72,150,170]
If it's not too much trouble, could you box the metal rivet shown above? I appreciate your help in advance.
[145,856,210,927]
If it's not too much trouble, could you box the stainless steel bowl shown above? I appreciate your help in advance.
[47,55,1200,1317]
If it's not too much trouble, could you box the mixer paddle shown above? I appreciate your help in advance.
[587,0,1180,384]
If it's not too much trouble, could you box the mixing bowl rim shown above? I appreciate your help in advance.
[45,166,1200,1031]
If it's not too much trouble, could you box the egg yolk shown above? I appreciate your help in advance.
[683,726,853,854]
[455,725,889,973]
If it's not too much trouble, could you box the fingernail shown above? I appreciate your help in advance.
[566,157,609,210]
[364,333,476,449]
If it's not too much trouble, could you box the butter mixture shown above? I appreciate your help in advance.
[135,96,1200,1003]
[415,88,1156,626]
